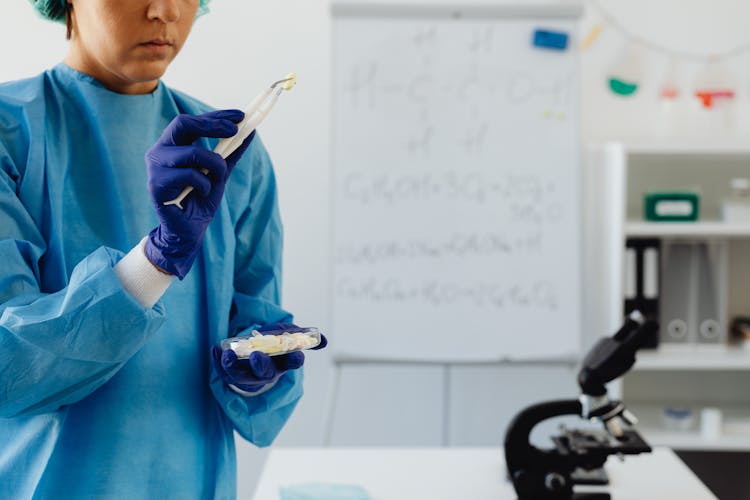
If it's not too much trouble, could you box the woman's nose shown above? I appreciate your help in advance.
[147,0,181,23]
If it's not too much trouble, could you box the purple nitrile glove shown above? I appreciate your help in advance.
[144,109,256,279]
[212,323,328,393]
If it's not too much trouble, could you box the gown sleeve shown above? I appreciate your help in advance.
[208,137,304,447]
[0,137,167,418]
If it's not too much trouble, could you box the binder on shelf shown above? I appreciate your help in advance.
[659,241,728,345]
[643,246,659,300]
[624,238,660,348]
[660,242,693,343]
[695,242,727,344]
[624,247,637,300]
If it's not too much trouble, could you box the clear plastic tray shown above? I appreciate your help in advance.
[221,326,321,358]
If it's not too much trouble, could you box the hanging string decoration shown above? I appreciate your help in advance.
[586,0,750,106]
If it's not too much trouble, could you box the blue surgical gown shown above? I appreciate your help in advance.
[0,64,303,499]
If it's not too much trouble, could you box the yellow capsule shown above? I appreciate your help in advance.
[282,72,297,91]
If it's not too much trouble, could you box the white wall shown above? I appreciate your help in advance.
[3,1,750,497]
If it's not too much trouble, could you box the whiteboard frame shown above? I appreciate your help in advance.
[328,3,585,363]
[331,2,583,20]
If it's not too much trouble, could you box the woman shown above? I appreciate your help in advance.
[0,1,323,497]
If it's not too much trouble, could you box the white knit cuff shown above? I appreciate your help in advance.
[114,237,175,308]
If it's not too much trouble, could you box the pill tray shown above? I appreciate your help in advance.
[220,326,321,358]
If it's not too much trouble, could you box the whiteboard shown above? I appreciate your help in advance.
[331,4,582,362]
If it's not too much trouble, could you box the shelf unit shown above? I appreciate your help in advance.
[634,344,750,371]
[626,221,750,238]
[630,404,750,451]
[623,142,750,156]
[592,142,750,452]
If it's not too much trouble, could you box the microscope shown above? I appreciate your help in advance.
[504,311,658,500]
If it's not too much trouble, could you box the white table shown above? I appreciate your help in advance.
[252,447,717,500]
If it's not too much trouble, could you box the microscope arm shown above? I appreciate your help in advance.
[504,399,583,472]
[578,312,658,397]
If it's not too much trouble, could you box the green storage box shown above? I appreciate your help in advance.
[644,192,700,222]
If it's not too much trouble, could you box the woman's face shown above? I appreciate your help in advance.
[65,0,200,94]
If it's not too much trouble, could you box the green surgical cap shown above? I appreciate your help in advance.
[30,0,211,23]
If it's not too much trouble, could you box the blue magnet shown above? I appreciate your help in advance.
[532,29,569,51]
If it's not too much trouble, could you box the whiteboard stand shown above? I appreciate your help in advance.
[331,3,584,20]
[323,357,455,446]
[327,3,585,445]
[323,355,581,447]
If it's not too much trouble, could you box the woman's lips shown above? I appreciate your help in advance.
[139,40,174,55]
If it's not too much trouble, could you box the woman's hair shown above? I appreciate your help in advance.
[65,3,72,40]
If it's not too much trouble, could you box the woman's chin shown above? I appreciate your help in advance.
[107,63,170,93]
[128,63,170,83]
